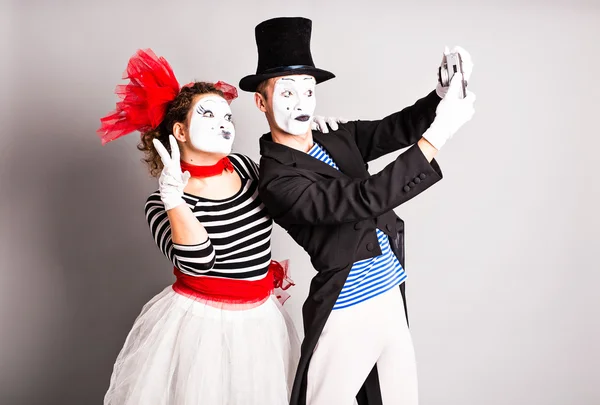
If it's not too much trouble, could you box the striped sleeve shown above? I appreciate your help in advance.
[144,192,216,275]
[229,153,260,181]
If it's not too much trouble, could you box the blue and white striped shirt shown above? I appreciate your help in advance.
[307,143,407,310]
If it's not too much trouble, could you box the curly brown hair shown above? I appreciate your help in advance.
[138,82,224,177]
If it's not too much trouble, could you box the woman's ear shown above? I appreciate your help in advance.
[172,122,187,142]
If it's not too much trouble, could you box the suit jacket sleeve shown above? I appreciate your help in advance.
[259,144,443,225]
[340,90,440,162]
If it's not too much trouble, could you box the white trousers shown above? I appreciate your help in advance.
[306,287,418,405]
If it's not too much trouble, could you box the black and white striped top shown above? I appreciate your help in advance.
[145,153,273,281]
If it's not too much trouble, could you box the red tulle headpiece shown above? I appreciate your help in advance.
[214,81,239,104]
[183,80,238,105]
[97,49,239,145]
[97,49,180,145]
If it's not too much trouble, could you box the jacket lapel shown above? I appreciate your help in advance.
[293,148,346,178]
[313,130,368,179]
[260,131,367,179]
[260,132,344,179]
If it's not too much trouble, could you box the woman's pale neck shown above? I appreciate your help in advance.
[180,150,228,166]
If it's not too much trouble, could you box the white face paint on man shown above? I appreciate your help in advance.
[272,75,316,136]
[188,95,235,154]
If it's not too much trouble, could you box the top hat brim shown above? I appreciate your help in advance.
[239,66,335,92]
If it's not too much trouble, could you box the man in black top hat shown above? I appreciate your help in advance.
[240,17,476,405]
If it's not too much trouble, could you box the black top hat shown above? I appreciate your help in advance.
[239,17,335,92]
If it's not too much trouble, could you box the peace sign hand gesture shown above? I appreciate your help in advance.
[152,135,191,211]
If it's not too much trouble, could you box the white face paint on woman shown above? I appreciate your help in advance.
[188,95,235,154]
[272,75,316,136]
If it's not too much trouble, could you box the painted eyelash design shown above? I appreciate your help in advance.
[196,105,215,118]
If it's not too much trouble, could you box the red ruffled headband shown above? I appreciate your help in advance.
[97,48,238,145]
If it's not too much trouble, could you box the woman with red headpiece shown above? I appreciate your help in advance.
[97,49,342,405]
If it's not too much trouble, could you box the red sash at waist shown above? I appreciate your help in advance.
[172,260,291,304]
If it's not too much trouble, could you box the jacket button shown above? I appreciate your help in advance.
[354,223,362,230]
[414,177,421,184]
[386,224,393,232]
[419,173,427,180]
[367,242,374,251]
[409,181,415,187]
[403,185,410,192]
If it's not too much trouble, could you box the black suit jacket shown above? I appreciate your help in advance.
[258,90,443,405]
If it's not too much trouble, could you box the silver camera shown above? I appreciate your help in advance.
[438,52,467,98]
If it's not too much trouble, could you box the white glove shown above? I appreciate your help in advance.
[311,116,349,133]
[152,135,191,211]
[436,45,474,99]
[423,74,476,151]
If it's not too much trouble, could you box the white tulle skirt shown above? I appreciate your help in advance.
[104,286,301,405]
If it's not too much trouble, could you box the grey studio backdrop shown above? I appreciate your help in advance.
[1,0,598,404]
